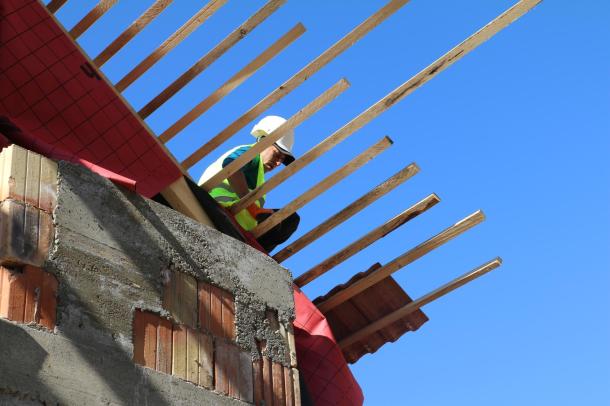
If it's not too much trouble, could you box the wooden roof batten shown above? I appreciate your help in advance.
[138,0,287,119]
[251,136,394,238]
[229,0,543,215]
[69,0,118,40]
[338,258,503,349]
[200,79,350,190]
[159,22,306,144]
[115,0,229,92]
[295,193,441,288]
[93,0,174,67]
[181,0,414,169]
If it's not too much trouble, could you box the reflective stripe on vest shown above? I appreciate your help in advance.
[200,145,266,231]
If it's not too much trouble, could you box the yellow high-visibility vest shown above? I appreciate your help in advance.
[199,144,266,231]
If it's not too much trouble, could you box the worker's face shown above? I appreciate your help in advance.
[261,145,285,172]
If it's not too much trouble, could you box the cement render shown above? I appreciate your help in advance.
[0,319,246,406]
[49,162,293,361]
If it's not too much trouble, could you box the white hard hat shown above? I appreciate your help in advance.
[251,115,295,165]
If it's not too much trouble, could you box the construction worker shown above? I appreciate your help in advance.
[199,115,299,252]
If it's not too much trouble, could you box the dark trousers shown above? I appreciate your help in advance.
[256,211,300,253]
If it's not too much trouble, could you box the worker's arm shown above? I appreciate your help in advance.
[227,171,250,198]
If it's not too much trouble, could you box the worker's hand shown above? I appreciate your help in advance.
[246,204,274,219]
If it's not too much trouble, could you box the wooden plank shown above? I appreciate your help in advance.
[209,284,224,338]
[69,0,118,40]
[159,23,305,144]
[47,0,68,13]
[251,136,392,238]
[273,163,419,263]
[156,317,173,374]
[115,0,228,91]
[231,0,543,212]
[93,0,174,67]
[180,0,414,169]
[198,332,214,389]
[199,78,349,189]
[296,193,440,287]
[272,361,285,406]
[160,177,214,227]
[186,326,200,384]
[139,0,286,119]
[316,210,486,313]
[221,290,235,340]
[172,323,187,379]
[198,281,211,332]
[339,258,502,348]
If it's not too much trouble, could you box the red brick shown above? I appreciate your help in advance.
[209,285,223,338]
[172,324,187,379]
[162,270,197,328]
[156,317,172,374]
[0,267,26,322]
[262,355,273,406]
[186,326,199,385]
[221,290,235,340]
[22,265,43,323]
[284,365,294,406]
[198,281,211,332]
[238,350,254,403]
[272,362,285,406]
[198,332,214,389]
[253,349,264,405]
[38,270,58,330]
[132,310,157,369]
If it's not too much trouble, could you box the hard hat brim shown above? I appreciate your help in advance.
[274,142,294,165]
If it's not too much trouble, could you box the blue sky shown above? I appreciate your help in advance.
[52,0,609,404]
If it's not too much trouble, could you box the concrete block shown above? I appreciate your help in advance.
[0,200,53,267]
[0,145,57,212]
[0,265,57,329]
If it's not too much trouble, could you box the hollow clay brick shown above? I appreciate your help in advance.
[162,270,197,328]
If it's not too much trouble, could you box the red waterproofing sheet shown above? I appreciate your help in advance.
[293,286,364,406]
[0,0,181,197]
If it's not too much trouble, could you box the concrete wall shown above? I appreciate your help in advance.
[0,146,299,405]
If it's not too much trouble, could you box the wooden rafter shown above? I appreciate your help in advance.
[47,0,68,13]
[251,136,393,238]
[272,163,420,263]
[230,0,542,214]
[181,0,414,169]
[159,23,306,144]
[115,0,228,92]
[338,258,502,348]
[93,0,173,67]
[201,79,350,190]
[69,0,118,40]
[138,0,286,119]
[316,210,486,313]
[295,193,440,287]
